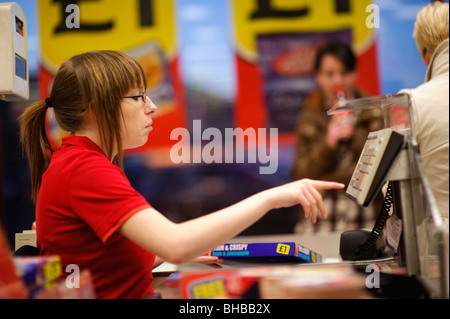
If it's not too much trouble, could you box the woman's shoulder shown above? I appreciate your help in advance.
[304,89,324,110]
[53,136,120,177]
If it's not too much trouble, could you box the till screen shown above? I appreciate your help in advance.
[15,55,27,80]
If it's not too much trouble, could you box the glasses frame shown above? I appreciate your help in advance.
[122,91,147,103]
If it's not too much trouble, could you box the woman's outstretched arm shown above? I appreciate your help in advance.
[119,179,344,265]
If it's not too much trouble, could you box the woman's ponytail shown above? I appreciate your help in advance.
[19,100,54,203]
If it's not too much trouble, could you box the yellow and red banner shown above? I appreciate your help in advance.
[38,0,185,149]
[38,0,381,151]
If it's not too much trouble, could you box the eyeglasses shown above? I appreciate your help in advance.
[122,91,147,103]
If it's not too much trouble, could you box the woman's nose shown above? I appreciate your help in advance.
[333,74,344,85]
[145,99,157,114]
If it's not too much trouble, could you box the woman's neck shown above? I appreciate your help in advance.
[73,128,117,162]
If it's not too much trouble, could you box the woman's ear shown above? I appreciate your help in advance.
[420,48,431,66]
[80,104,96,125]
[81,102,93,114]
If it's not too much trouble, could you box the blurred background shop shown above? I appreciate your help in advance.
[0,0,439,248]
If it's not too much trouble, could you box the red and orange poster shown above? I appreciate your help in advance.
[38,0,184,150]
[231,0,380,141]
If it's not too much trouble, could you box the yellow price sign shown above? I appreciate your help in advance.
[276,243,290,255]
[231,0,375,61]
[38,0,176,72]
[190,278,227,299]
[42,259,62,282]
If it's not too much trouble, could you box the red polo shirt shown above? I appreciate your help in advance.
[36,136,155,299]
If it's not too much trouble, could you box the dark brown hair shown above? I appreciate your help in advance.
[314,41,356,73]
[19,50,147,203]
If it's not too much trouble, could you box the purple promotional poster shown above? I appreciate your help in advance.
[257,29,352,132]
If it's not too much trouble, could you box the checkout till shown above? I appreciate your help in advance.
[151,93,448,300]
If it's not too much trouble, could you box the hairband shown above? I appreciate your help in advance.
[45,98,53,108]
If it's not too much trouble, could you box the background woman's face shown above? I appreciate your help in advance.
[315,54,357,104]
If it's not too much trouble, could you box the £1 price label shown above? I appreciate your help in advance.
[276,243,290,255]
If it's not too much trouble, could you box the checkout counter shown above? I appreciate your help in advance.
[153,94,449,299]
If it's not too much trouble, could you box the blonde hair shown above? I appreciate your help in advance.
[413,2,449,56]
[20,50,147,202]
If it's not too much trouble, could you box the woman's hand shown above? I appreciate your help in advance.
[153,255,223,269]
[192,255,223,264]
[268,179,345,224]
[326,113,355,149]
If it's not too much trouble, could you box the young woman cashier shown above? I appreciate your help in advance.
[19,50,344,298]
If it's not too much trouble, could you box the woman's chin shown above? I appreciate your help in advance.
[123,138,149,151]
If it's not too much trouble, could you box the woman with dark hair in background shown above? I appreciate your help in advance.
[291,41,384,233]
